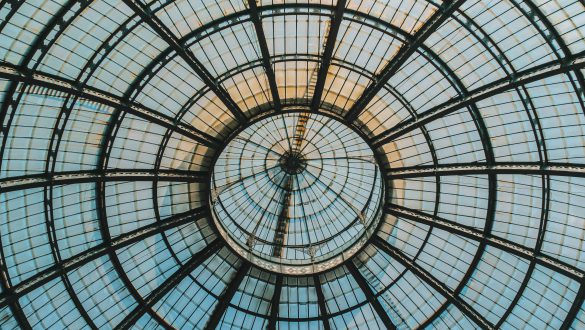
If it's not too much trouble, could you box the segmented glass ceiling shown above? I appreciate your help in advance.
[1,0,585,329]
[211,112,383,274]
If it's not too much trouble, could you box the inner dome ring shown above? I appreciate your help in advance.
[208,111,385,275]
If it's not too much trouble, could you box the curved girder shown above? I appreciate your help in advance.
[1,1,585,328]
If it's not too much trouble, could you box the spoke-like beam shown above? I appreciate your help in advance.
[0,64,221,148]
[247,0,281,111]
[120,0,247,123]
[372,53,585,147]
[0,168,207,193]
[491,178,551,329]
[563,282,585,329]
[310,0,346,112]
[204,262,251,330]
[0,0,25,33]
[267,275,283,329]
[516,4,585,329]
[373,237,492,329]
[272,176,293,257]
[384,162,585,180]
[385,204,585,281]
[116,239,223,329]
[0,207,211,308]
[302,168,369,224]
[346,262,397,330]
[0,246,30,329]
[313,275,331,330]
[345,0,465,121]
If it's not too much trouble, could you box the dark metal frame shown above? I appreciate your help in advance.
[0,207,212,308]
[1,0,585,328]
[313,275,332,330]
[0,1,94,328]
[0,64,221,149]
[116,239,223,329]
[267,275,283,329]
[0,168,207,193]
[384,162,585,179]
[120,0,247,123]
[373,237,491,329]
[344,0,466,122]
[247,0,282,112]
[384,204,584,281]
[204,262,251,329]
[371,54,585,147]
[310,0,347,113]
[346,262,397,329]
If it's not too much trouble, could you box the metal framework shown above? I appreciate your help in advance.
[0,168,207,192]
[267,275,283,329]
[385,162,585,179]
[346,262,397,329]
[372,237,492,329]
[116,239,223,329]
[384,204,584,281]
[0,64,221,148]
[120,0,247,123]
[371,54,585,147]
[247,0,281,112]
[313,275,332,330]
[0,207,212,308]
[1,0,585,328]
[344,0,466,122]
[204,262,251,330]
[310,0,346,113]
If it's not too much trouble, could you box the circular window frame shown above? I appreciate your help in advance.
[206,108,389,275]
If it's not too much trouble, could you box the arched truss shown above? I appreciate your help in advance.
[1,0,585,329]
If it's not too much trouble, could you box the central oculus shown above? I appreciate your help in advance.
[209,112,384,274]
[279,150,307,174]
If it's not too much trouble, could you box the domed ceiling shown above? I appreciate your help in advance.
[1,0,585,329]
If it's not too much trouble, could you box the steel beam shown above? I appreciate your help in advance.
[515,2,585,328]
[0,245,30,330]
[310,0,346,112]
[267,275,283,329]
[0,2,93,328]
[247,0,281,111]
[384,204,584,281]
[562,282,585,329]
[0,168,207,193]
[346,262,397,330]
[88,4,208,328]
[271,176,293,257]
[345,0,465,121]
[373,237,492,329]
[313,275,331,330]
[204,262,251,329]
[372,53,585,147]
[415,39,497,328]
[43,161,98,330]
[0,207,211,308]
[0,0,26,33]
[116,239,223,329]
[120,0,247,123]
[493,176,551,328]
[384,162,585,179]
[0,64,221,148]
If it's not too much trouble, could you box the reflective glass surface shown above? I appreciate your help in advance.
[1,0,585,329]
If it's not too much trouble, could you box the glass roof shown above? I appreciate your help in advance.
[0,0,585,329]
[210,112,383,274]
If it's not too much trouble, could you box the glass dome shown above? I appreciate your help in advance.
[1,0,585,329]
[210,112,383,274]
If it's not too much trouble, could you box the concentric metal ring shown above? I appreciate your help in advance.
[209,112,384,274]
